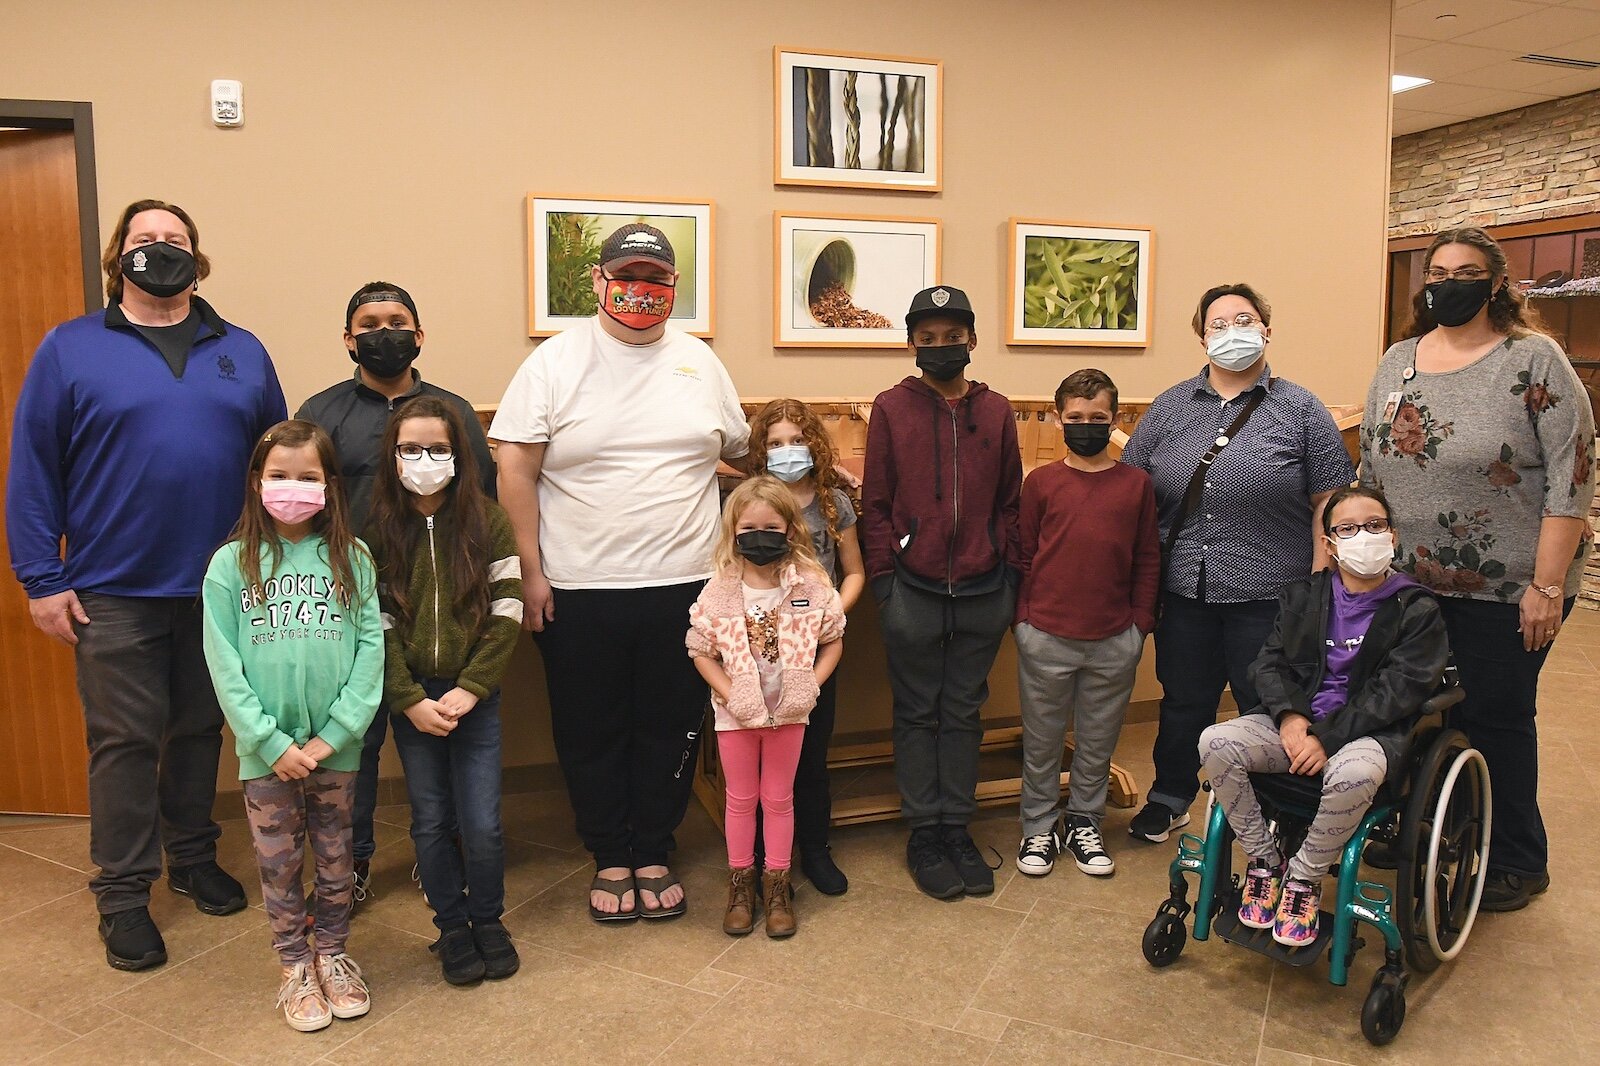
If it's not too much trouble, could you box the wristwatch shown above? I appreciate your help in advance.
[1532,583,1562,600]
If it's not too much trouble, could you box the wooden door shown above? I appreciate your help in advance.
[0,128,90,814]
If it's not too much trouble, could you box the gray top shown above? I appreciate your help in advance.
[1361,332,1596,602]
[801,487,857,581]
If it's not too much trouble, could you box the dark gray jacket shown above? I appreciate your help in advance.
[295,370,495,529]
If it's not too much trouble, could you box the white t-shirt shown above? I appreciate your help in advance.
[490,320,750,589]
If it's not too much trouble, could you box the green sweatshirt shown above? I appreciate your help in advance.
[370,500,523,713]
[202,534,384,780]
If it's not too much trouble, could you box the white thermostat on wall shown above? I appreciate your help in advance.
[211,80,243,127]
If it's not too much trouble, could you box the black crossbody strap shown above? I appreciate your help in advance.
[1161,380,1271,560]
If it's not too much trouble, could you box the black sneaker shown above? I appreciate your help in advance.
[906,827,964,899]
[1128,801,1191,843]
[352,859,372,908]
[472,921,521,980]
[939,825,995,896]
[1061,816,1115,876]
[1478,869,1551,913]
[430,925,486,985]
[1016,831,1056,877]
[167,860,247,916]
[98,907,167,971]
[800,846,849,896]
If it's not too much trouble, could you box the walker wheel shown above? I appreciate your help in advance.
[1141,912,1186,968]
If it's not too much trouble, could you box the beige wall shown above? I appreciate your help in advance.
[5,0,1395,788]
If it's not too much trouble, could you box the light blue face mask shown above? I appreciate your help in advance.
[766,444,814,483]
[1206,325,1267,372]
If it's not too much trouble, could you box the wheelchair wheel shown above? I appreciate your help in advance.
[1395,730,1492,972]
[1141,912,1186,968]
[1361,969,1407,1045]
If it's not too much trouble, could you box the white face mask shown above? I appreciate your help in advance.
[1332,529,1395,579]
[400,454,455,496]
[1206,325,1267,372]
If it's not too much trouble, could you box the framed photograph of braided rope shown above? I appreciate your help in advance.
[775,47,942,192]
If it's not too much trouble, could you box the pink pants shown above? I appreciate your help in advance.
[718,724,806,870]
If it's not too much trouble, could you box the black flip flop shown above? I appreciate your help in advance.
[588,872,639,923]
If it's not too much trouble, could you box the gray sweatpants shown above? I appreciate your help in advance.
[1199,715,1387,883]
[1017,621,1143,836]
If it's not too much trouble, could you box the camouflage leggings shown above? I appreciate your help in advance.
[242,769,356,965]
[1199,715,1387,883]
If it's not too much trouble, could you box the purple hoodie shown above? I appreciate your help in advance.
[1309,569,1420,721]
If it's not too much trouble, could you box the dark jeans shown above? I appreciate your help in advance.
[881,579,1015,828]
[532,582,707,870]
[72,593,224,914]
[350,709,388,863]
[390,680,506,930]
[1438,594,1574,877]
[1148,590,1278,814]
[755,672,837,864]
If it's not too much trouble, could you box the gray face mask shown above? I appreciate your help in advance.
[1206,325,1266,372]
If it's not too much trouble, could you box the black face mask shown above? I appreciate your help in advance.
[351,328,420,379]
[1063,422,1112,457]
[1423,278,1494,328]
[915,342,971,382]
[119,242,196,298]
[735,530,789,567]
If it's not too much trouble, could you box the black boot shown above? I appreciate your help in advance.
[800,846,849,896]
[98,907,167,971]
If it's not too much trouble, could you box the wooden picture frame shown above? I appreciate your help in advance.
[1006,218,1153,348]
[774,47,943,193]
[774,212,941,348]
[526,194,715,338]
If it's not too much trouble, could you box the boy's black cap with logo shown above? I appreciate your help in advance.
[905,285,975,329]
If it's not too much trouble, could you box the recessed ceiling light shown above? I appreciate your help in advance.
[1392,74,1433,93]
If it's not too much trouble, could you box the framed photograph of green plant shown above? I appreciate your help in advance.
[1006,219,1153,347]
[774,212,940,347]
[775,47,942,192]
[527,195,714,337]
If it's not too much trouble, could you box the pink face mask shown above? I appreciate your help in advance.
[260,480,326,524]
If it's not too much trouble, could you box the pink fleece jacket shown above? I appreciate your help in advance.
[686,564,846,730]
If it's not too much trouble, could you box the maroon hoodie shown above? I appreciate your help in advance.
[861,376,1022,596]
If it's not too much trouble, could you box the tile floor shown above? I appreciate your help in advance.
[3,608,1598,1064]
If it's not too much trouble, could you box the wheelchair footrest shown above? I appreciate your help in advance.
[1213,903,1336,968]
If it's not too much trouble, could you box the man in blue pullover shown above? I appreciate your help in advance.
[6,199,287,971]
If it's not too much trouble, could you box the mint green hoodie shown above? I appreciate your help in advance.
[202,534,384,780]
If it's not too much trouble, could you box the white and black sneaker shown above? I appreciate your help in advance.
[1128,801,1191,843]
[1016,830,1057,876]
[1061,816,1115,876]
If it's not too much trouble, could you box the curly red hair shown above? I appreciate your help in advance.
[746,399,846,546]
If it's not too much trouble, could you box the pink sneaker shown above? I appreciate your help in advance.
[1237,859,1283,930]
[1274,877,1322,949]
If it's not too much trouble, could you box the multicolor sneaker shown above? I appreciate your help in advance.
[1237,859,1284,930]
[1273,877,1322,949]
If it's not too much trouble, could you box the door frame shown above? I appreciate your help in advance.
[1,99,101,311]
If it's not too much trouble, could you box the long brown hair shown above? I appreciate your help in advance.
[1405,226,1547,339]
[101,199,212,302]
[230,420,365,609]
[367,397,494,638]
[711,476,829,581]
[746,399,847,546]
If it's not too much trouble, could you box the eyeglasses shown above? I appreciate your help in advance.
[1329,518,1390,539]
[1204,312,1263,336]
[395,444,454,461]
[1423,267,1490,282]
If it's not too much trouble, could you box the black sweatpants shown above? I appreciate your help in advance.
[532,582,707,870]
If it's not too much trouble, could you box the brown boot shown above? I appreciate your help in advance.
[723,866,757,936]
[763,867,796,939]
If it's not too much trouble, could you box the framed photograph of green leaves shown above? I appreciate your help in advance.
[775,47,942,192]
[527,195,714,337]
[1006,219,1153,347]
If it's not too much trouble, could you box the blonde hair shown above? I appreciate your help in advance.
[712,475,831,582]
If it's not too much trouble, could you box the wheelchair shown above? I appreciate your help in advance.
[1140,672,1491,1046]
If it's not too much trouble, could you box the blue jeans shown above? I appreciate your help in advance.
[390,679,505,930]
[1148,590,1278,813]
[350,711,387,863]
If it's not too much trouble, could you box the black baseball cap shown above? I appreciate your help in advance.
[905,285,975,329]
[346,282,420,328]
[599,223,676,273]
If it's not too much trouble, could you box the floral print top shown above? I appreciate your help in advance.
[1361,333,1596,602]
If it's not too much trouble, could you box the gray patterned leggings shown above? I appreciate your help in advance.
[242,769,356,965]
[1199,716,1387,883]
